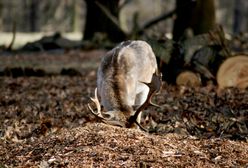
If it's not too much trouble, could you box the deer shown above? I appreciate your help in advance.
[88,40,162,129]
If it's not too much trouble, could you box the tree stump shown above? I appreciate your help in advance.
[176,70,201,87]
[217,55,248,89]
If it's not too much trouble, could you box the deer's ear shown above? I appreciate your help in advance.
[101,111,126,127]
[100,111,116,119]
[104,120,126,127]
[102,110,126,121]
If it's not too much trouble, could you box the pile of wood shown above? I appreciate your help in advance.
[152,26,248,90]
[146,85,248,140]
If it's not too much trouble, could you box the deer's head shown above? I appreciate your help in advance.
[88,72,162,129]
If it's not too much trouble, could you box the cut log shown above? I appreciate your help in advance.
[176,70,201,87]
[217,55,248,89]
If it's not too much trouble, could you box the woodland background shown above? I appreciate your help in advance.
[0,0,247,48]
[0,1,248,167]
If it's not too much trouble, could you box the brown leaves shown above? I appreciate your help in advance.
[0,50,247,167]
[147,85,248,140]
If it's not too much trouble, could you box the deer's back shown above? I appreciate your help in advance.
[97,40,157,110]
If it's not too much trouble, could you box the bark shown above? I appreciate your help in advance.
[233,0,248,33]
[29,0,39,32]
[83,0,126,42]
[173,0,216,41]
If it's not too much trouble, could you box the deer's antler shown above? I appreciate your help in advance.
[126,72,162,128]
[87,88,105,119]
[88,88,126,127]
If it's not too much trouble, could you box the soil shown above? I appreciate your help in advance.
[0,50,247,168]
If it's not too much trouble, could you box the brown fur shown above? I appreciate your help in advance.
[96,40,158,125]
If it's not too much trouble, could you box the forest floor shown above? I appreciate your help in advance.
[0,50,247,168]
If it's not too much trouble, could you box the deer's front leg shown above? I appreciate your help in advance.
[134,83,150,123]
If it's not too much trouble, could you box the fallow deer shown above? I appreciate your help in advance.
[88,40,162,129]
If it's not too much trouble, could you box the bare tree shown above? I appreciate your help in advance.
[173,0,216,41]
[83,0,126,42]
[29,0,39,32]
[233,0,248,34]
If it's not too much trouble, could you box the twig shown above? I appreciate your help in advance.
[138,10,176,35]
[7,19,16,51]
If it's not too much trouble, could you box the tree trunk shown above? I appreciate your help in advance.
[173,0,216,41]
[233,0,248,34]
[29,0,39,32]
[83,0,126,43]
